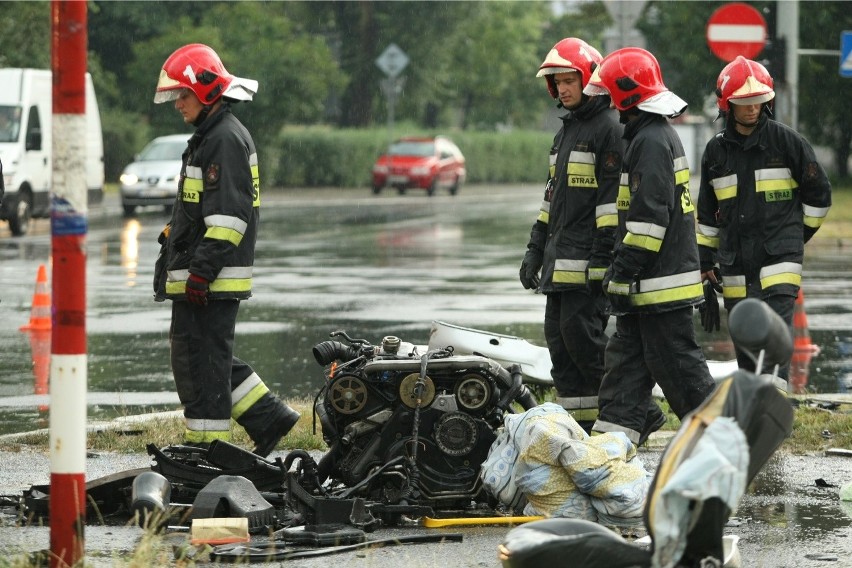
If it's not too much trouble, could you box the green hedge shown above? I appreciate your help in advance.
[268,127,554,188]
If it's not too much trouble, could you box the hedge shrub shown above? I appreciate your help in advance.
[268,126,553,188]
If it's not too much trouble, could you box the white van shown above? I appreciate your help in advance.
[0,68,104,236]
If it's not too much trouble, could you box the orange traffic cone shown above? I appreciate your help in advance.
[27,329,51,411]
[19,264,51,331]
[789,288,820,394]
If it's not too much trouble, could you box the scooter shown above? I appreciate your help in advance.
[496,298,795,568]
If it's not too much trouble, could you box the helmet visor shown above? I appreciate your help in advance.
[154,89,182,104]
[154,69,184,104]
[536,66,577,78]
[730,92,775,106]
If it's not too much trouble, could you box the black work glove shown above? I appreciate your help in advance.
[519,249,543,290]
[698,280,721,332]
[186,274,209,306]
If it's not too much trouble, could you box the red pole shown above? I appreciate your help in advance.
[50,2,88,566]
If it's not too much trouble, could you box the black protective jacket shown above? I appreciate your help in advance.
[609,112,703,315]
[528,95,623,293]
[154,104,260,301]
[696,112,831,301]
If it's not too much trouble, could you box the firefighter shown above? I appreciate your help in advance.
[696,56,831,380]
[583,47,716,446]
[152,44,300,456]
[518,38,622,433]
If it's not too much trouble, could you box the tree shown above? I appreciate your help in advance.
[0,2,50,69]
[796,1,851,179]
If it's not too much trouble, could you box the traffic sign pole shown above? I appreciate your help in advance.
[50,2,89,566]
[376,44,410,151]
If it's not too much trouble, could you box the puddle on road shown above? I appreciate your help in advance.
[1,192,851,434]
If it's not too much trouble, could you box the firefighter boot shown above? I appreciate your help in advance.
[250,402,301,458]
[235,389,302,458]
[637,402,667,447]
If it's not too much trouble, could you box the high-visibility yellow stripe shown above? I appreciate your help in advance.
[711,173,737,201]
[623,232,663,252]
[596,203,618,228]
[760,261,802,289]
[721,274,747,299]
[632,282,702,305]
[232,375,269,420]
[206,226,244,246]
[696,223,720,248]
[697,233,719,248]
[803,204,829,228]
[617,184,630,210]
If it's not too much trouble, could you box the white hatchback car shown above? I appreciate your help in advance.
[119,134,187,216]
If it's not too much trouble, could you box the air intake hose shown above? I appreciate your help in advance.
[312,341,361,366]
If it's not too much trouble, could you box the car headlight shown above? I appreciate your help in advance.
[411,166,431,176]
[120,173,139,186]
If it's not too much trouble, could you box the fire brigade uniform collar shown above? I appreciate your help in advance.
[722,111,769,152]
[190,102,232,147]
[621,110,665,141]
[560,94,611,122]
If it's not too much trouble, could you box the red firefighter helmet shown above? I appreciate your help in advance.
[154,43,257,104]
[536,38,603,98]
[715,55,775,113]
[584,47,687,117]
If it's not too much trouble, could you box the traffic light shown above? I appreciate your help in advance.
[760,38,786,84]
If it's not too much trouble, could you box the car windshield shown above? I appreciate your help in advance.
[0,105,22,143]
[388,140,435,157]
[138,139,185,161]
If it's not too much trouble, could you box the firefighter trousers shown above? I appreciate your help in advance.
[170,299,286,444]
[544,290,609,425]
[594,307,716,444]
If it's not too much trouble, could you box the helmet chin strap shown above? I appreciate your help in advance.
[618,108,640,124]
[192,105,213,127]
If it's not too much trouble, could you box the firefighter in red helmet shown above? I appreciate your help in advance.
[696,56,831,383]
[583,48,716,447]
[518,38,623,433]
[153,44,300,456]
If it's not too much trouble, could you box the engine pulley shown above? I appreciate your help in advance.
[399,373,436,408]
[455,374,491,411]
[328,375,369,415]
[434,412,479,456]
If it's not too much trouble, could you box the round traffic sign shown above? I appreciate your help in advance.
[706,2,767,62]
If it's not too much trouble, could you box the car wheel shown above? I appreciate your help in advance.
[8,190,32,237]
[122,204,137,217]
[397,187,406,196]
[449,176,462,196]
[372,185,382,195]
[427,180,437,197]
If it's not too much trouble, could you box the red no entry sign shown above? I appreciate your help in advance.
[706,2,767,62]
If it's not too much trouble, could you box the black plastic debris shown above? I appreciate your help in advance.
[190,475,276,531]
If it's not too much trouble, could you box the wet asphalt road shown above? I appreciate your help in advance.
[1,439,851,568]
[2,185,852,566]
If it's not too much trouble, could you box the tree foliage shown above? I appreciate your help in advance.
[0,1,847,181]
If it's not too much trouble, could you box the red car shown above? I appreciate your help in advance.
[371,136,466,196]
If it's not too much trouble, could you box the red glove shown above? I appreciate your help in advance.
[186,274,209,306]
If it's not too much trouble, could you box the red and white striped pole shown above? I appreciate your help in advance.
[50,1,88,566]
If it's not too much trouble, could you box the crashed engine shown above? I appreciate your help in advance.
[310,331,538,510]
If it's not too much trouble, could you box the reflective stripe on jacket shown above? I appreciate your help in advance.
[157,105,260,301]
[696,112,831,300]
